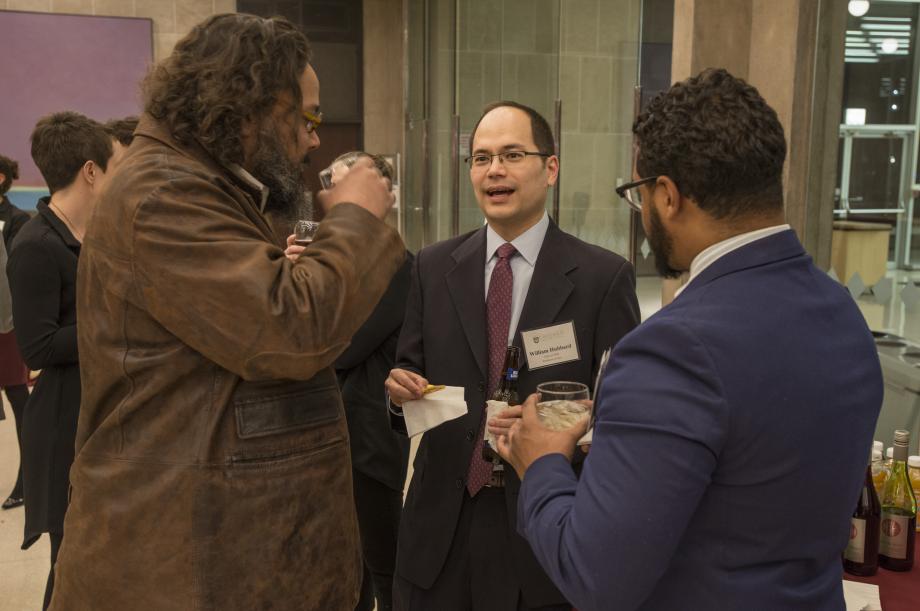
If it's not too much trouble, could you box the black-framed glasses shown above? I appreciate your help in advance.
[464,150,549,169]
[614,176,657,212]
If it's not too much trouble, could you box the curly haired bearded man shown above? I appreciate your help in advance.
[49,14,404,611]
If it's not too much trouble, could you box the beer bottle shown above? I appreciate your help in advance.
[483,346,520,461]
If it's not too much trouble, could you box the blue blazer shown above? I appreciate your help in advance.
[517,230,883,611]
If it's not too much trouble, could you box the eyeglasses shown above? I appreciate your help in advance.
[301,109,323,133]
[614,176,657,212]
[464,150,549,169]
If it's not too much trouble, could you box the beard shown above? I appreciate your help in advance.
[648,203,682,279]
[249,126,312,225]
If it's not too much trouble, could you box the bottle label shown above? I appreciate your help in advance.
[879,513,910,559]
[844,518,866,563]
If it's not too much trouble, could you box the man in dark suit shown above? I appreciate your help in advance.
[494,69,884,611]
[386,101,640,610]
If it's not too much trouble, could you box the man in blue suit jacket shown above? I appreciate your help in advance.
[491,68,884,610]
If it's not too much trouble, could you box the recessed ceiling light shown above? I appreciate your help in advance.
[849,0,870,17]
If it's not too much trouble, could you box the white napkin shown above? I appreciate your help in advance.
[842,580,881,611]
[402,386,468,438]
[578,428,592,446]
[483,400,509,451]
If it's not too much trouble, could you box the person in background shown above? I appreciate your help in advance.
[104,116,139,159]
[7,112,117,610]
[0,154,32,511]
[493,68,884,611]
[287,152,411,611]
[50,14,402,611]
[385,101,640,611]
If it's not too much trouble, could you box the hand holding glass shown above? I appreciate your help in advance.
[293,220,319,246]
[535,381,591,431]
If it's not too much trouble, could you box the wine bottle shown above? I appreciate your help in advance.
[843,451,881,576]
[482,346,520,461]
[879,430,918,571]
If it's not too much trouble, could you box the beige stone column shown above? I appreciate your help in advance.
[664,0,845,305]
[363,0,406,229]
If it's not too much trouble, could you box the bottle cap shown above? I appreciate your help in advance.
[873,440,884,454]
[873,449,883,462]
[909,456,920,468]
[893,429,911,447]
[886,447,894,459]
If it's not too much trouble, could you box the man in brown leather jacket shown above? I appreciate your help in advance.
[49,14,405,611]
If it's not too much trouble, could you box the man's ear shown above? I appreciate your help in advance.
[81,160,98,186]
[656,175,683,220]
[545,155,560,187]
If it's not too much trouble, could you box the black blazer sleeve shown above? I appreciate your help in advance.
[7,238,78,368]
[335,253,413,370]
[393,249,426,377]
[594,258,641,371]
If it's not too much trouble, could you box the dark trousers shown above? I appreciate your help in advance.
[44,532,62,611]
[353,469,402,611]
[394,487,570,611]
[3,384,28,498]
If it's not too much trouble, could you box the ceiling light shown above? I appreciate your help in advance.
[849,1,870,17]
[882,38,900,53]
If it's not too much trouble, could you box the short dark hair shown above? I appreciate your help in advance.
[30,112,113,194]
[633,68,787,220]
[105,116,139,147]
[0,155,19,195]
[469,101,556,157]
[143,13,312,168]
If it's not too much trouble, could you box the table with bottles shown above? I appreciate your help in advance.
[843,546,918,611]
[841,433,919,611]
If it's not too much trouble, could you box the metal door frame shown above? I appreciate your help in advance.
[836,123,915,267]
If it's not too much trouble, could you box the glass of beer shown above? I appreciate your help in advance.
[293,220,319,246]
[536,381,590,431]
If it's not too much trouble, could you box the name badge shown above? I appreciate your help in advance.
[520,321,580,370]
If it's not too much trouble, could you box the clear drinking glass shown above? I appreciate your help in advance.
[319,152,363,190]
[535,381,590,431]
[293,220,319,246]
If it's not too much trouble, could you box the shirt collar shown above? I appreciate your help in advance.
[486,212,549,266]
[228,164,270,213]
[674,224,791,298]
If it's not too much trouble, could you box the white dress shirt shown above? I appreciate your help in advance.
[674,224,791,299]
[485,212,550,343]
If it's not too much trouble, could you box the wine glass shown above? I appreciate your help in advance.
[293,220,319,246]
[535,381,590,431]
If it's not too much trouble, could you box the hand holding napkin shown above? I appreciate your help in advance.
[401,385,468,438]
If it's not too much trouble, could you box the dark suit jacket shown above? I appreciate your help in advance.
[395,220,640,606]
[337,253,413,491]
[517,230,884,611]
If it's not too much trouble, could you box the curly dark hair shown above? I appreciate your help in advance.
[0,154,19,195]
[143,13,312,168]
[105,116,140,147]
[633,68,786,220]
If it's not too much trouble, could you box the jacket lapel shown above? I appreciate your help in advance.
[513,222,576,358]
[446,228,489,379]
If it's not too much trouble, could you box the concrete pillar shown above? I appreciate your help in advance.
[663,0,844,305]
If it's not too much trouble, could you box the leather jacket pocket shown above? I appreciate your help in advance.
[232,371,342,440]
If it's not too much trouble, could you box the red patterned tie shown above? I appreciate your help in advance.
[466,242,517,496]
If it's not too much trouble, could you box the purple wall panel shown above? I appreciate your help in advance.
[0,10,153,187]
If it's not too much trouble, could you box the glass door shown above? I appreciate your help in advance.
[404,0,644,260]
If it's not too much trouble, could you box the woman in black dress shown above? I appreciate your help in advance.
[7,112,116,610]
[0,154,32,510]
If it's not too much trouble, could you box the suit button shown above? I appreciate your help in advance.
[455,478,464,488]
[477,381,485,392]
[465,429,474,441]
